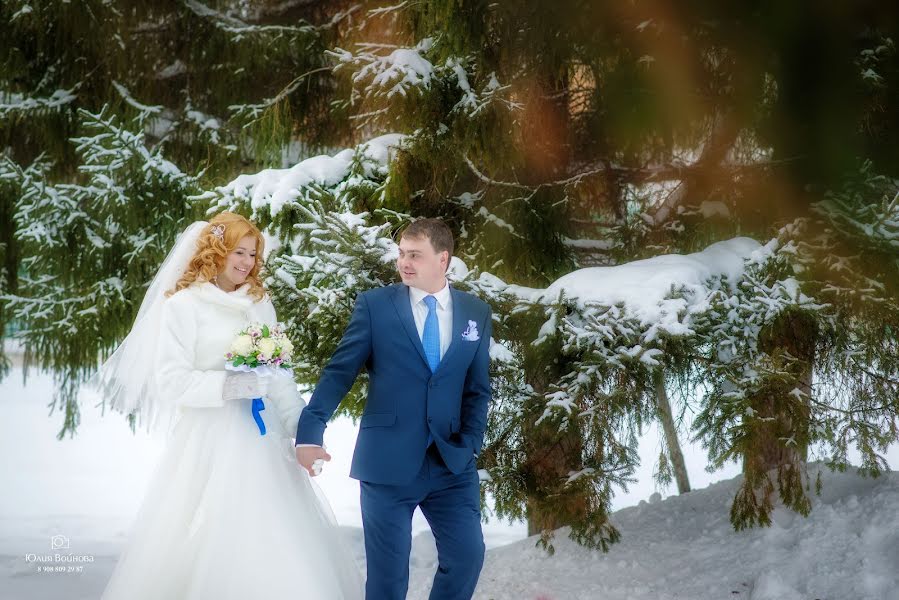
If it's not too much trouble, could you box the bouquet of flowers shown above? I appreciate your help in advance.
[225,322,294,435]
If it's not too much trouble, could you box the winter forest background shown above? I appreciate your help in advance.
[3,1,899,598]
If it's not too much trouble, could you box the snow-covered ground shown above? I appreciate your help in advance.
[448,465,899,600]
[2,355,897,599]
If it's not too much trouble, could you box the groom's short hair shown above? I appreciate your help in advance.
[400,218,454,261]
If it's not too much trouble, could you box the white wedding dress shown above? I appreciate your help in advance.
[101,281,364,600]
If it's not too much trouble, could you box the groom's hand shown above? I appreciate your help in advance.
[295,445,331,477]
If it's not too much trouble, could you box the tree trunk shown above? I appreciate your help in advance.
[523,415,587,536]
[650,107,741,226]
[653,370,690,494]
[518,63,585,537]
[730,309,816,529]
[745,309,815,474]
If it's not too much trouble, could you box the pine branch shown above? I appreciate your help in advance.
[182,0,317,35]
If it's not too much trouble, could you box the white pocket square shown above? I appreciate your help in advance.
[461,320,480,341]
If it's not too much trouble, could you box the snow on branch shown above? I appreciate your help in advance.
[111,81,163,115]
[183,0,317,35]
[465,237,766,426]
[329,38,515,121]
[330,37,436,100]
[0,87,77,118]
[475,237,762,324]
[199,133,406,217]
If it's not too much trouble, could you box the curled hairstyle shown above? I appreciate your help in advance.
[166,212,267,301]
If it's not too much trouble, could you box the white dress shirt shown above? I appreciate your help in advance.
[297,279,453,449]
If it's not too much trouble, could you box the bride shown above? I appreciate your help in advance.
[90,211,364,599]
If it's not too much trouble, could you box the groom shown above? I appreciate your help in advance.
[295,218,491,600]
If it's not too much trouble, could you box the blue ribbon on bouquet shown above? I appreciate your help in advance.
[251,397,266,435]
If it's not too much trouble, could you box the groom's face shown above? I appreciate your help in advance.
[397,235,448,292]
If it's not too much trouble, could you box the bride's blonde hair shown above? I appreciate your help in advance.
[165,212,267,301]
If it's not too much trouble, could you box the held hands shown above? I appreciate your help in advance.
[295,444,331,477]
[222,371,270,401]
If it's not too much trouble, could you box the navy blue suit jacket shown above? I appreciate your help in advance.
[296,282,492,485]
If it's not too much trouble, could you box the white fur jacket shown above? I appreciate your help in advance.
[153,280,304,433]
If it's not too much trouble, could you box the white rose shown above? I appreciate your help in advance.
[230,334,255,356]
[280,338,294,355]
[257,337,278,358]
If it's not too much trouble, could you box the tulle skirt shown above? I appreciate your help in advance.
[101,399,364,599]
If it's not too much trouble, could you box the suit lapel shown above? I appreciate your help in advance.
[435,285,466,375]
[391,284,429,368]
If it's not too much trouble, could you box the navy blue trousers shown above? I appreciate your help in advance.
[360,444,485,600]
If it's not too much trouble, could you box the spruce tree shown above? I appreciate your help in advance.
[275,1,899,547]
[1,0,351,435]
[3,0,898,552]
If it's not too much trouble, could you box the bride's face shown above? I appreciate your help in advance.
[218,235,257,289]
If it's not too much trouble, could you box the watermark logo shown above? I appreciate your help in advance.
[50,534,70,550]
[25,534,95,574]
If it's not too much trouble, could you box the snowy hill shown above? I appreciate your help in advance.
[410,464,899,600]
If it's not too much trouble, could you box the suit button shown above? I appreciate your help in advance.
[427,417,433,423]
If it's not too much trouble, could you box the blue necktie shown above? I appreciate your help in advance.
[422,295,440,372]
[422,295,440,447]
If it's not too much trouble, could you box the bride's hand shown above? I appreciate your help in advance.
[222,371,270,401]
[295,445,331,477]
